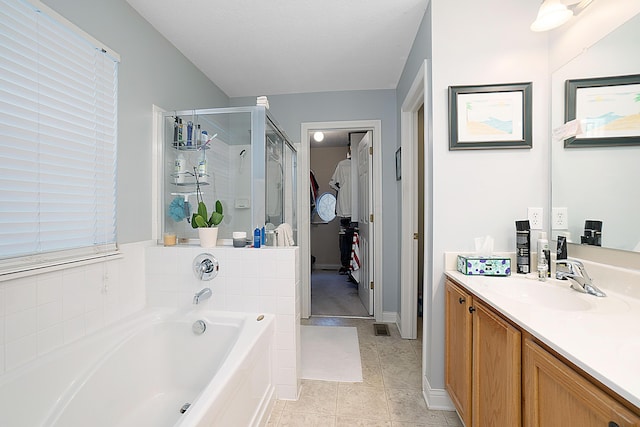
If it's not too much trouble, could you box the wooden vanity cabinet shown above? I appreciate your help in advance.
[523,338,640,427]
[445,281,472,426]
[445,279,522,427]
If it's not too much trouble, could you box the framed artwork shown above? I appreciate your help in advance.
[564,74,640,147]
[448,82,532,150]
[395,147,401,180]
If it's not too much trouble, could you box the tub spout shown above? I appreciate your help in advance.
[193,288,212,304]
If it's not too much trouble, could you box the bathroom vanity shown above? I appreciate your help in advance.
[445,271,640,427]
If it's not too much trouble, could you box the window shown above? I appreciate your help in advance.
[0,0,120,275]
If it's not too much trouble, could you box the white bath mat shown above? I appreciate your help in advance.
[300,325,363,382]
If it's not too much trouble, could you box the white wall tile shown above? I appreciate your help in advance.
[85,309,105,335]
[244,296,261,312]
[37,324,63,356]
[208,294,226,311]
[37,301,63,330]
[241,277,260,296]
[5,308,37,343]
[0,316,4,344]
[63,316,85,344]
[275,367,296,386]
[278,349,296,368]
[4,279,37,315]
[103,302,121,325]
[226,294,245,312]
[5,334,36,371]
[0,287,5,316]
[276,314,295,334]
[259,296,277,313]
[62,268,85,295]
[260,278,278,296]
[36,272,63,306]
[276,384,298,400]
[146,291,178,308]
[276,296,294,315]
[276,332,294,350]
[0,344,5,375]
[62,291,85,321]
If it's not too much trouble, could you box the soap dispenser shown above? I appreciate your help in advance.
[537,232,550,280]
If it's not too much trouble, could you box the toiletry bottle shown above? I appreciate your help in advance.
[556,235,567,260]
[515,220,531,274]
[537,231,550,280]
[198,150,208,183]
[195,124,202,147]
[186,121,193,146]
[174,153,186,184]
[173,117,179,146]
[253,226,261,248]
[261,225,266,246]
[177,118,184,145]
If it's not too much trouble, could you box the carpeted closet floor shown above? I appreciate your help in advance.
[311,269,370,317]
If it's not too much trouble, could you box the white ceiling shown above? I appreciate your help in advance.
[125,0,428,98]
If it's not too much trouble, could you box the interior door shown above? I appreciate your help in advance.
[356,131,373,314]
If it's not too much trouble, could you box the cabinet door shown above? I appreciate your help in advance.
[445,280,473,427]
[523,338,640,427]
[472,300,522,427]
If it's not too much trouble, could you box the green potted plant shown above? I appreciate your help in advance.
[191,171,224,247]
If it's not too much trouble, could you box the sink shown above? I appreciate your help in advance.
[484,278,593,311]
[481,277,630,314]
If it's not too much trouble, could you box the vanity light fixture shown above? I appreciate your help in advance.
[530,0,594,32]
[313,131,324,142]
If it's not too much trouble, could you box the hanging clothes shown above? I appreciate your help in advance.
[349,231,361,284]
[329,158,351,217]
[310,170,319,211]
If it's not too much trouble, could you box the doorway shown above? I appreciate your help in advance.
[309,130,368,317]
[400,60,430,339]
[299,120,383,320]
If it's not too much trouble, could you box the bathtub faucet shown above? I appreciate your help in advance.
[193,288,212,304]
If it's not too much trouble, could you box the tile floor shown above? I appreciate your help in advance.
[267,316,463,427]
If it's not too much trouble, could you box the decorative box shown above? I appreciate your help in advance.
[457,255,511,276]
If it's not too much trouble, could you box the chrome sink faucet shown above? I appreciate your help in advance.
[193,287,212,304]
[555,259,606,297]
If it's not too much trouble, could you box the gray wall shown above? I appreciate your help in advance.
[232,91,400,312]
[43,0,230,244]
[310,146,346,268]
[397,0,550,392]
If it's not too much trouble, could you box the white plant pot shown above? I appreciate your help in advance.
[198,227,219,248]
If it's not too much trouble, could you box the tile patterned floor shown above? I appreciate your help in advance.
[267,317,463,427]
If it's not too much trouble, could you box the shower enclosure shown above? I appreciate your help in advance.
[159,106,297,245]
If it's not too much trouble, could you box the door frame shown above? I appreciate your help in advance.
[400,60,430,339]
[299,120,383,321]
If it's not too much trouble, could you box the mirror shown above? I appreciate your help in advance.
[551,14,640,253]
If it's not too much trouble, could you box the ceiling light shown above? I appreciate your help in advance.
[530,0,574,32]
[313,132,324,142]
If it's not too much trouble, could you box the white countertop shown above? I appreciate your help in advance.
[445,269,640,409]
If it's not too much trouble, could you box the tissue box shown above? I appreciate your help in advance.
[457,255,511,276]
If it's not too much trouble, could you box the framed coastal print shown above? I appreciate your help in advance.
[448,82,532,150]
[564,74,640,147]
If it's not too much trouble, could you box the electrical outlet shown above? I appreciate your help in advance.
[552,207,568,229]
[528,207,543,230]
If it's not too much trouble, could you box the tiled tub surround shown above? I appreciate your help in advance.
[0,308,275,427]
[0,241,148,376]
[145,245,301,400]
[445,257,640,410]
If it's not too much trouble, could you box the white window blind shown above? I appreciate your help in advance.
[0,0,119,274]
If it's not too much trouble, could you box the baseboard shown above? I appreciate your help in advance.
[381,311,397,323]
[313,263,341,271]
[422,375,455,411]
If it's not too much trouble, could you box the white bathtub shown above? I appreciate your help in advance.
[0,308,276,427]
